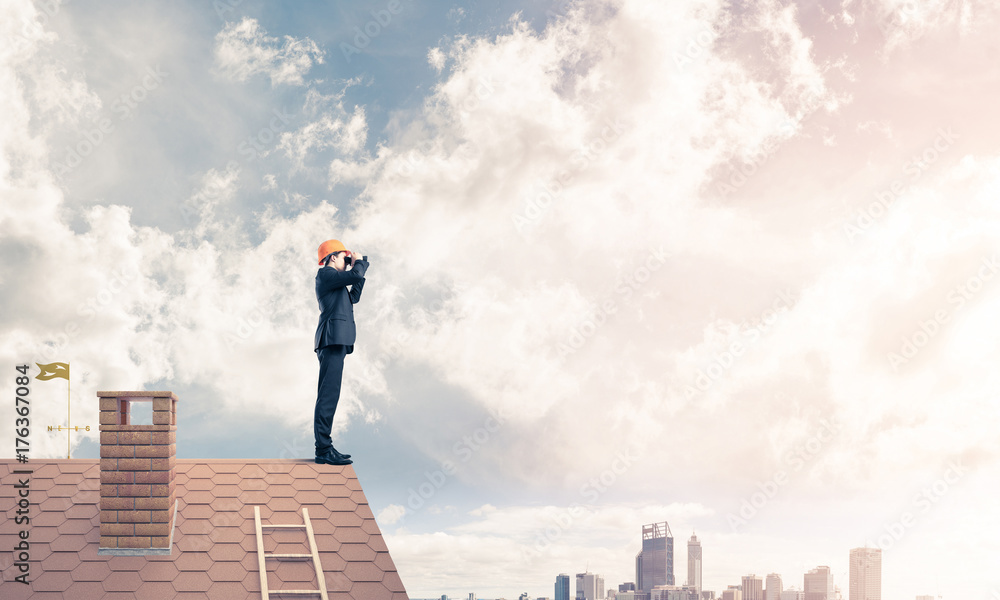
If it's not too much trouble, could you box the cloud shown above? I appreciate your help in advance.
[279,106,368,170]
[213,17,324,86]
[378,503,407,525]
[383,501,712,597]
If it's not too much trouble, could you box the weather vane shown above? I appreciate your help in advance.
[36,362,92,459]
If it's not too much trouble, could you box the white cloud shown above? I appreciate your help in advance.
[384,502,712,597]
[278,106,368,169]
[427,46,446,73]
[213,17,324,86]
[378,503,407,525]
[868,0,1000,53]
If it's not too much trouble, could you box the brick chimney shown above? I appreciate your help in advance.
[98,391,178,554]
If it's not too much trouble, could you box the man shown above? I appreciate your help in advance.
[314,239,370,466]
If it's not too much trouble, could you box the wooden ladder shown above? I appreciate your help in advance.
[254,505,330,600]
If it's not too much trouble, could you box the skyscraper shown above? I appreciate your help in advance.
[688,533,703,592]
[576,572,604,600]
[804,567,835,600]
[743,575,763,600]
[849,548,882,600]
[765,574,783,600]
[636,521,675,591]
[556,574,571,600]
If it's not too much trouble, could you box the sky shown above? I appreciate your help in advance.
[1,0,999,598]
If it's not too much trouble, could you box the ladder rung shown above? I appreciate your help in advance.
[267,591,322,595]
[264,524,307,528]
[265,553,312,559]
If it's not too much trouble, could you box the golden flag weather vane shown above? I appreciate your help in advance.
[35,362,69,381]
[35,362,89,459]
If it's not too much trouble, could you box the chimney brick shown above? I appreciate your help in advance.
[98,391,178,554]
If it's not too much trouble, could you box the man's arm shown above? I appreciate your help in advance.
[349,257,369,304]
[317,264,365,295]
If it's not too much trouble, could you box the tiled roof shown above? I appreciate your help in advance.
[0,460,408,600]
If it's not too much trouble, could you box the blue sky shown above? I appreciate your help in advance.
[3,0,1000,598]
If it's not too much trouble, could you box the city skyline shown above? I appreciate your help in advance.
[534,526,923,600]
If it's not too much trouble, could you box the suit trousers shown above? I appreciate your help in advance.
[314,344,348,453]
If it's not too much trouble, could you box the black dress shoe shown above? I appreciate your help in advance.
[315,449,352,465]
[316,446,351,459]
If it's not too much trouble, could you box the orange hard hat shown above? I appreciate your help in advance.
[318,239,349,264]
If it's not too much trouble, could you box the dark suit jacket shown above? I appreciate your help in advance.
[314,259,369,353]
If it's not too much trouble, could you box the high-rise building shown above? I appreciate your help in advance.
[621,583,637,592]
[688,533,703,593]
[556,574,571,600]
[781,588,805,600]
[468,594,476,600]
[636,521,675,591]
[804,567,835,600]
[765,574,783,600]
[576,572,605,600]
[849,548,882,600]
[742,575,763,600]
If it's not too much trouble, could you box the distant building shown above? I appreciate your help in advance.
[688,534,703,593]
[742,575,763,600]
[469,594,477,600]
[804,567,835,600]
[765,574,783,600]
[849,548,882,600]
[621,583,638,592]
[556,574,571,600]
[701,591,716,600]
[577,572,605,600]
[781,588,805,600]
[650,584,701,600]
[916,596,935,600]
[722,586,743,600]
[637,521,675,592]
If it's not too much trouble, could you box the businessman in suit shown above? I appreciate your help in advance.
[314,239,370,466]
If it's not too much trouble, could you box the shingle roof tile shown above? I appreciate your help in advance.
[40,550,82,572]
[102,570,143,592]
[351,580,397,600]
[31,570,75,592]
[172,570,214,592]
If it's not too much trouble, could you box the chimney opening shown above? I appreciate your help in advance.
[129,400,153,425]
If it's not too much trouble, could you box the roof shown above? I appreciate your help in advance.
[0,459,408,600]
